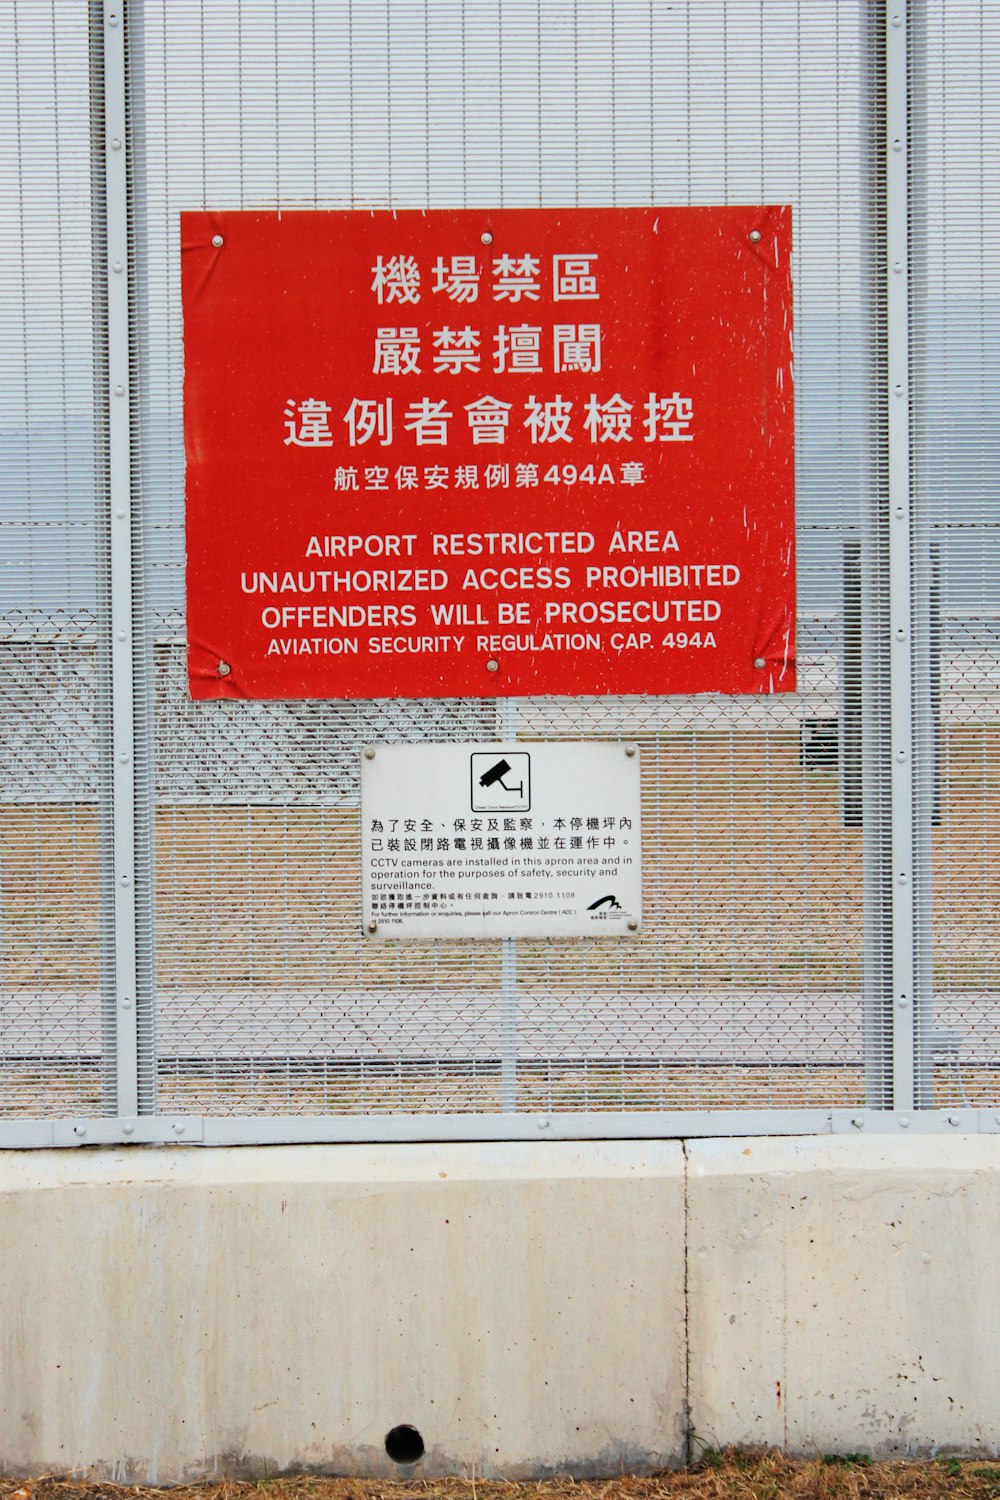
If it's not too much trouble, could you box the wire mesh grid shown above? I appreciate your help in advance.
[911,0,1000,1109]
[120,0,892,1119]
[0,2,111,1119]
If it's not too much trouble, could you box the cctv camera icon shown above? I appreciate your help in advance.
[471,751,531,812]
[478,758,523,797]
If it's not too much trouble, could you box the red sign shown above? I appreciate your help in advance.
[182,208,794,699]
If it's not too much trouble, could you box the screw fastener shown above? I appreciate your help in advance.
[754,656,767,669]
[625,744,637,758]
[486,659,499,672]
[217,661,231,676]
[212,234,224,247]
[481,231,493,245]
[627,919,639,932]
[364,747,376,760]
[367,920,378,934]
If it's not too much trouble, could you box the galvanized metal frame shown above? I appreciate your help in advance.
[885,2,918,1113]
[0,0,957,1151]
[1,1108,996,1150]
[103,0,140,1119]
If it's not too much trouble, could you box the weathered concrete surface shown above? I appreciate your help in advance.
[0,1142,686,1482]
[687,1135,1000,1459]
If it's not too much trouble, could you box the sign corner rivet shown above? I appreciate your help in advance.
[481,230,493,245]
[486,658,499,673]
[367,920,378,934]
[217,661,231,676]
[364,746,376,760]
[212,234,224,247]
[627,919,639,932]
[749,229,762,243]
[624,743,637,758]
[754,656,767,669]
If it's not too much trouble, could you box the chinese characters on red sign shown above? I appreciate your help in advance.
[182,207,794,699]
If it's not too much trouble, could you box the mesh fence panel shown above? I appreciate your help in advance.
[8,3,988,1132]
[127,0,890,1118]
[911,1,1000,1108]
[0,2,110,1119]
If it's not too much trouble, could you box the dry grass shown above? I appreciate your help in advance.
[4,1454,1000,1500]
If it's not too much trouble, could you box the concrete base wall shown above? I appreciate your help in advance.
[0,1142,687,1483]
[1,1135,998,1480]
[686,1136,1000,1460]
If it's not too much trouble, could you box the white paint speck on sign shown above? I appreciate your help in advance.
[361,742,642,939]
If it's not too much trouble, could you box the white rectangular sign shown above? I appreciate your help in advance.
[361,742,642,939]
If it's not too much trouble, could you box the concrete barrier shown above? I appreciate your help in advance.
[0,1141,686,1482]
[2,1134,999,1480]
[687,1135,1000,1459]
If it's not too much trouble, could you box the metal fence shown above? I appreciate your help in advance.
[1,0,997,1147]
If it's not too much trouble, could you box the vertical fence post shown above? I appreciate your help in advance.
[905,0,938,1108]
[885,1,917,1112]
[498,699,519,1112]
[98,0,139,1119]
[90,2,117,1115]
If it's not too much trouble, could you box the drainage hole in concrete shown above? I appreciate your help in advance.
[385,1424,425,1465]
